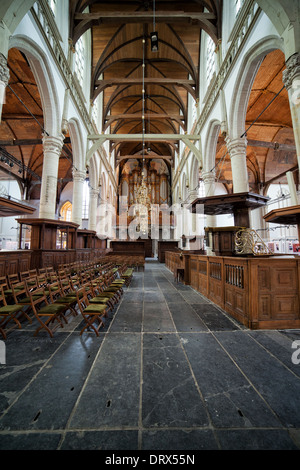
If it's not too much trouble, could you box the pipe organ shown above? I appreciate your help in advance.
[119,162,170,207]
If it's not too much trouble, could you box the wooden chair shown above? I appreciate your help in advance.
[38,268,47,276]
[36,274,47,288]
[0,286,25,339]
[7,273,19,287]
[48,281,79,319]
[88,281,114,312]
[20,270,30,281]
[93,278,120,306]
[103,275,124,299]
[59,278,86,310]
[44,268,55,282]
[25,276,39,290]
[58,269,70,285]
[28,287,69,337]
[0,276,8,291]
[12,281,39,324]
[44,280,62,302]
[76,288,108,336]
[4,274,21,298]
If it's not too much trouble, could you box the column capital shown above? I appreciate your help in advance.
[188,189,198,202]
[42,134,64,155]
[282,53,300,90]
[225,136,247,158]
[201,170,215,184]
[0,53,9,85]
[89,187,99,198]
[72,168,86,182]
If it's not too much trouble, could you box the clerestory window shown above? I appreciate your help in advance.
[47,0,57,16]
[206,35,215,84]
[74,35,85,89]
[235,0,244,16]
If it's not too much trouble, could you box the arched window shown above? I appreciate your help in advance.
[60,201,72,221]
[235,0,244,16]
[47,0,57,16]
[91,96,99,129]
[206,35,215,84]
[74,36,85,89]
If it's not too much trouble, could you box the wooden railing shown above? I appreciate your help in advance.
[165,251,300,330]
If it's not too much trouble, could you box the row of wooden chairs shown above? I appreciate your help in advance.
[0,261,133,339]
[104,255,145,271]
[0,260,116,296]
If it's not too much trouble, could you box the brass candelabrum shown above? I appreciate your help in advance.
[235,228,274,255]
[134,173,151,235]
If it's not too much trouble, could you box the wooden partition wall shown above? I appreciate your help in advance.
[0,250,32,276]
[165,251,300,330]
[14,218,108,270]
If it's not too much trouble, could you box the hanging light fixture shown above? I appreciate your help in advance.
[150,0,158,52]
[150,32,158,52]
[134,36,151,236]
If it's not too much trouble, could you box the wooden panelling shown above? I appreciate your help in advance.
[110,240,152,257]
[250,259,300,328]
[158,241,178,263]
[165,252,300,330]
[190,256,198,290]
[0,259,6,277]
[0,250,31,276]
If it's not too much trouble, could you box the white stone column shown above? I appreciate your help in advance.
[39,134,64,219]
[225,136,249,193]
[282,53,300,173]
[202,170,215,197]
[250,187,265,234]
[0,53,10,123]
[72,168,86,228]
[88,187,99,231]
[202,170,216,255]
[187,188,200,247]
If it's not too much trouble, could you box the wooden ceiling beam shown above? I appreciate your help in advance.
[74,11,216,22]
[104,113,185,131]
[0,138,71,146]
[116,155,173,161]
[95,78,196,100]
[104,114,184,122]
[96,78,195,85]
[88,133,200,142]
[1,114,43,120]
[247,139,296,151]
[264,166,298,186]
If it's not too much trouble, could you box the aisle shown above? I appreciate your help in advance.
[0,262,300,450]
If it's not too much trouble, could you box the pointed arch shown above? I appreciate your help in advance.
[68,118,85,172]
[0,1,36,34]
[203,119,221,173]
[9,35,61,136]
[228,36,284,140]
[190,156,200,193]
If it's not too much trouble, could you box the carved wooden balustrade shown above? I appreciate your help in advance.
[165,251,300,330]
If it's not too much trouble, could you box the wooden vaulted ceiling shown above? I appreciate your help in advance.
[0,48,73,201]
[70,0,222,168]
[215,49,297,195]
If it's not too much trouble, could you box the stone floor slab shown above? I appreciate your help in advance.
[0,262,299,450]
